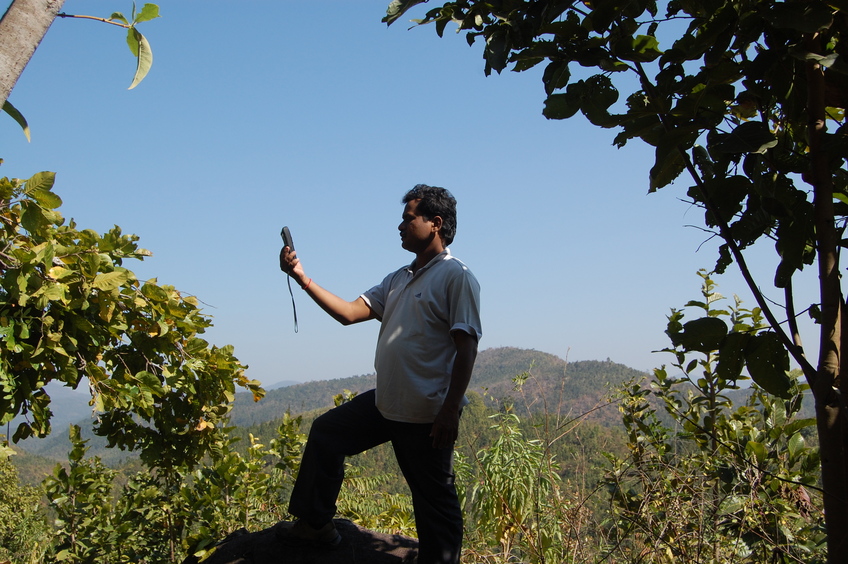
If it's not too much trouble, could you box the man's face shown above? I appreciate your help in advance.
[398,199,438,253]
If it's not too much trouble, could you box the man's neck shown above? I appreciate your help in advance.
[412,244,445,273]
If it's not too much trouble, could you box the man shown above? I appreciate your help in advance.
[277,184,482,564]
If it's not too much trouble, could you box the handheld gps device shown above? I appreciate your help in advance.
[281,226,298,332]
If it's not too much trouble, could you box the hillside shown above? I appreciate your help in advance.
[228,347,647,428]
[10,347,645,462]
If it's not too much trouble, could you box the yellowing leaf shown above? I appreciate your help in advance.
[48,266,74,280]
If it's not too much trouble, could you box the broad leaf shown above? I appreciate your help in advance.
[93,269,131,291]
[128,29,153,90]
[669,317,728,353]
[745,332,792,398]
[134,4,160,24]
[717,331,749,380]
[713,121,778,154]
[650,142,686,191]
[543,83,582,120]
[23,171,55,194]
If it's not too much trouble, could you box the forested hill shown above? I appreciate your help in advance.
[13,348,646,463]
[229,347,648,427]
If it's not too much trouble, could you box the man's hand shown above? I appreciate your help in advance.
[429,330,478,449]
[279,246,308,287]
[430,403,460,449]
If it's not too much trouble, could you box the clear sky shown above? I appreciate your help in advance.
[0,1,820,386]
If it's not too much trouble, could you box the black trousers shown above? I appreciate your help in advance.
[288,389,463,564]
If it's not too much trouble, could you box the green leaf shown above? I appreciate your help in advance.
[141,280,169,302]
[650,142,686,191]
[713,121,778,154]
[543,84,582,120]
[717,331,749,380]
[745,440,767,463]
[110,12,129,25]
[2,100,30,142]
[745,332,792,398]
[20,201,51,236]
[93,269,131,291]
[128,29,153,89]
[581,75,618,127]
[614,34,663,63]
[24,171,56,194]
[765,1,834,33]
[788,431,805,458]
[542,60,570,96]
[134,3,160,24]
[31,189,62,210]
[383,0,428,25]
[669,317,728,353]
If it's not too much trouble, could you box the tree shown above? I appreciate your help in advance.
[384,0,848,561]
[0,0,66,109]
[0,172,264,470]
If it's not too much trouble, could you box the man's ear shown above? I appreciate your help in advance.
[431,216,444,239]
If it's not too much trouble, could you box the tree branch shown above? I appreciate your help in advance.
[632,62,817,383]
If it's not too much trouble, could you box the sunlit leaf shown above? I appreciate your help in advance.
[128,29,153,89]
[93,269,131,291]
[134,3,160,24]
[24,171,55,195]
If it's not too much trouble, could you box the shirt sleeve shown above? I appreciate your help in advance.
[448,265,482,342]
[360,271,393,321]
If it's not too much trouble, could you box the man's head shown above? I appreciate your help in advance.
[401,184,457,246]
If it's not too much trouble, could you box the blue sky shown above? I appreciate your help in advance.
[1,1,819,386]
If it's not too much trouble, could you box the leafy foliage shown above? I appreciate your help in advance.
[0,171,263,473]
[0,452,50,563]
[604,273,824,562]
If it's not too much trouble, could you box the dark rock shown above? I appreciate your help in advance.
[182,520,418,564]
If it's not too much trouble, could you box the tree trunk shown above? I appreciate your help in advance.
[807,34,848,564]
[0,0,65,108]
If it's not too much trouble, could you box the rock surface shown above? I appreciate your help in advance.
[182,520,418,564]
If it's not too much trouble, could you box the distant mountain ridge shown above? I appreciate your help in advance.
[11,347,647,461]
[229,347,647,427]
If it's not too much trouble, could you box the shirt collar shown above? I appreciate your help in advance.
[404,248,451,275]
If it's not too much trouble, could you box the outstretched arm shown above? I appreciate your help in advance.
[280,246,374,325]
[430,329,478,449]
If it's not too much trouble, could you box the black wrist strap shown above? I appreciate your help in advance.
[286,275,299,333]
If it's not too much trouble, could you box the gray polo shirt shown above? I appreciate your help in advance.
[361,249,482,423]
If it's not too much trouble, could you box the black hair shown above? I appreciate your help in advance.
[402,184,457,246]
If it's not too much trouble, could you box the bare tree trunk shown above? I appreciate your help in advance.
[0,0,65,107]
[807,33,848,564]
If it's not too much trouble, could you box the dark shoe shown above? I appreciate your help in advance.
[275,519,341,547]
